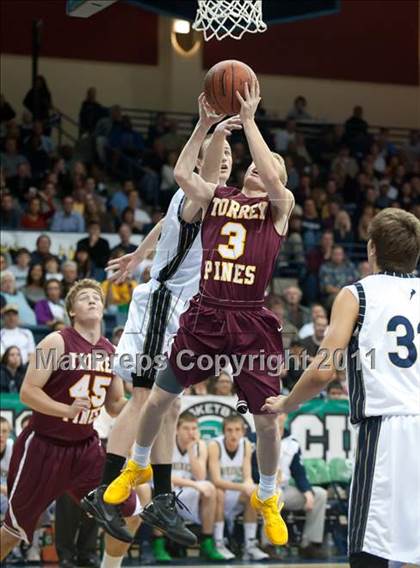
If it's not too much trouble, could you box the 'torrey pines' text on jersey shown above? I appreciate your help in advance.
[200,186,284,304]
[30,327,115,442]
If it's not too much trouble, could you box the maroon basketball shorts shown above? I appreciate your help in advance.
[169,299,284,414]
[3,428,137,544]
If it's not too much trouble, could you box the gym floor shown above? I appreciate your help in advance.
[124,562,349,567]
[8,560,349,568]
[130,560,349,568]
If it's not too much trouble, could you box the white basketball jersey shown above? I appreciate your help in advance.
[0,438,13,485]
[151,189,202,302]
[215,436,245,482]
[346,272,420,422]
[172,441,199,480]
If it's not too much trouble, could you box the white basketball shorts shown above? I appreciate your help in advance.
[348,414,420,564]
[175,485,201,525]
[113,279,187,385]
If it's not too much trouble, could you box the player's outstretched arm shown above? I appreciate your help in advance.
[106,218,164,283]
[262,288,359,414]
[182,115,241,222]
[238,80,295,234]
[174,93,223,208]
[20,332,90,419]
[104,375,127,417]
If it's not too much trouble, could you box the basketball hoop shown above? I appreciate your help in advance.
[193,0,267,41]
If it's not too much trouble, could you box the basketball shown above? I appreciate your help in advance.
[204,59,258,115]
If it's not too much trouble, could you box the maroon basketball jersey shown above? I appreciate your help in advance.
[200,186,284,304]
[29,327,115,442]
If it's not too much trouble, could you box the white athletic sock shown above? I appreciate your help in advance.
[258,473,277,501]
[132,443,151,467]
[244,522,257,548]
[100,553,123,568]
[213,521,224,544]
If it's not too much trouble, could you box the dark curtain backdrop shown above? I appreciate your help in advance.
[203,0,419,85]
[1,0,418,84]
[0,0,158,65]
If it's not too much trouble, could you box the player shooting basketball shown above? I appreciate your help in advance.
[106,77,295,547]
[82,113,241,560]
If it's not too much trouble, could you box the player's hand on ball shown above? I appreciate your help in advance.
[106,252,138,284]
[214,115,242,137]
[66,397,91,419]
[198,92,225,128]
[236,77,261,123]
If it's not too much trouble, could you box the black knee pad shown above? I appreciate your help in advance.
[131,373,155,389]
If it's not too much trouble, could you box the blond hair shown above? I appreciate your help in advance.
[368,208,420,273]
[272,153,288,185]
[65,278,105,321]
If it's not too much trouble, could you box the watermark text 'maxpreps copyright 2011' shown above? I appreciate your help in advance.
[35,346,376,377]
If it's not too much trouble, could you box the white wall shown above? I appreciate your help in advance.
[1,17,419,128]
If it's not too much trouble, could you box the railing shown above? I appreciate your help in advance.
[51,106,80,146]
[120,107,197,140]
[52,104,413,151]
[121,107,413,148]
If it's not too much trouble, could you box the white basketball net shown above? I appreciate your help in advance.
[193,0,267,41]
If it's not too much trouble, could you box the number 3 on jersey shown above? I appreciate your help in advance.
[218,222,247,260]
[386,316,420,368]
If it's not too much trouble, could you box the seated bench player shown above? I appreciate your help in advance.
[171,412,224,561]
[208,415,269,561]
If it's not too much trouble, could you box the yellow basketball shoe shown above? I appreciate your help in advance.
[250,490,288,546]
[103,460,153,505]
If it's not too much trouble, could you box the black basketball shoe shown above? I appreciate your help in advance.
[80,486,132,543]
[140,492,197,546]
